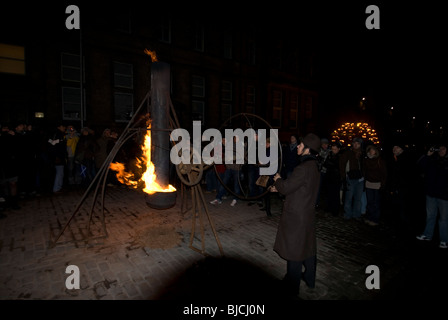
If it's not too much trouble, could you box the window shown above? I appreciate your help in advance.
[192,75,205,123]
[62,87,82,120]
[289,93,299,129]
[192,75,205,97]
[114,92,134,122]
[246,85,256,113]
[159,17,171,43]
[0,43,25,75]
[305,96,313,119]
[192,100,204,123]
[194,23,204,52]
[223,33,232,59]
[61,53,80,82]
[272,90,283,128]
[115,8,131,33]
[113,62,133,89]
[221,81,232,101]
[249,41,256,65]
[221,103,232,123]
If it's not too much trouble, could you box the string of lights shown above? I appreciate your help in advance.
[331,122,379,147]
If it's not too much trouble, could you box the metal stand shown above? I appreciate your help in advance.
[49,89,224,257]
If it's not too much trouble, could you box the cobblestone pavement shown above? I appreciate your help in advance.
[1,185,447,302]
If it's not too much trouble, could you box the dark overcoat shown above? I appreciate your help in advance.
[273,155,320,261]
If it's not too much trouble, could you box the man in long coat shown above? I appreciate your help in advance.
[272,133,321,296]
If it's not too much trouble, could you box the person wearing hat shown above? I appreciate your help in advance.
[339,137,365,220]
[271,133,321,296]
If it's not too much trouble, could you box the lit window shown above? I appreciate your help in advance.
[0,43,25,75]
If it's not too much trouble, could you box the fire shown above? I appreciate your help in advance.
[110,125,176,195]
[144,48,158,62]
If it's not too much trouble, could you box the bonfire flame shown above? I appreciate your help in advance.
[110,125,176,195]
[144,48,158,62]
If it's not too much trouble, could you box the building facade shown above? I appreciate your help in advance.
[1,5,319,142]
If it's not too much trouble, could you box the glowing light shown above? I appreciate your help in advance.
[144,48,158,62]
[331,122,380,147]
[110,124,176,194]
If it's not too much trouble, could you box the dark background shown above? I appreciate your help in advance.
[1,1,446,145]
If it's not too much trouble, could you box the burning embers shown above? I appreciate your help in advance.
[110,124,176,207]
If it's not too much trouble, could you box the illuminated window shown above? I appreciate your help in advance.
[0,43,25,75]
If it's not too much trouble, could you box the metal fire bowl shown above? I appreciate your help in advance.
[145,190,177,210]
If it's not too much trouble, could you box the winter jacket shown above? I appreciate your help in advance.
[273,155,320,261]
[419,154,448,200]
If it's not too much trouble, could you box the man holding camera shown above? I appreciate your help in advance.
[416,143,448,249]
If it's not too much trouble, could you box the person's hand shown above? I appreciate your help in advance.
[273,173,281,181]
[269,186,278,192]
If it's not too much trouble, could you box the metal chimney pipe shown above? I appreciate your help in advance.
[150,62,170,189]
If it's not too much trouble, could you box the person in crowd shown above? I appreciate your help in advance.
[387,142,416,237]
[271,133,321,297]
[258,137,276,217]
[247,130,263,206]
[282,134,300,179]
[362,144,387,226]
[74,127,98,187]
[316,137,331,210]
[13,123,36,197]
[0,125,21,211]
[210,136,243,207]
[323,141,343,216]
[105,129,120,186]
[339,137,365,220]
[204,137,219,194]
[95,128,112,174]
[416,142,448,249]
[65,125,80,185]
[48,124,67,194]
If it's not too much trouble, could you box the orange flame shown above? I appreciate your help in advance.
[144,48,158,62]
[110,125,176,194]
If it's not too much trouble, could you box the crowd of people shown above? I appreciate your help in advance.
[313,135,448,250]
[3,121,447,251]
[0,122,121,218]
[203,130,448,251]
[210,131,447,296]
[2,121,447,298]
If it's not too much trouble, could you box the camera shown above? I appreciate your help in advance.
[430,147,440,152]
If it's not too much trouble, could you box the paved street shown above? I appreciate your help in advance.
[1,184,447,304]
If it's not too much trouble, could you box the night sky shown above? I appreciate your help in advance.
[2,1,445,141]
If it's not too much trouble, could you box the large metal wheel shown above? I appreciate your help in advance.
[175,145,204,186]
[213,113,283,201]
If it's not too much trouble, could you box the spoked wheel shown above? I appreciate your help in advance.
[175,145,204,186]
[213,113,283,201]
